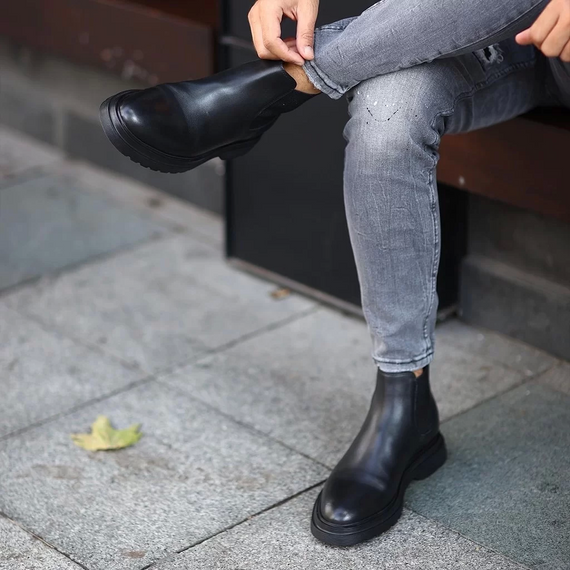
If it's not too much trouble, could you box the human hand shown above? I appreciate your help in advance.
[516,0,570,61]
[248,0,320,65]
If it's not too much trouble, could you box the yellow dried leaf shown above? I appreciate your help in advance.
[71,415,142,451]
[270,287,291,300]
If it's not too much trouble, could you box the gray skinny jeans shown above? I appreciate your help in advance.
[303,0,570,373]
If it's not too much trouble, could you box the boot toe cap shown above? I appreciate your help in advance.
[118,88,190,156]
[319,476,391,525]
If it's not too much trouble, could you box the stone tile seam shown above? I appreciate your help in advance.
[439,363,558,427]
[405,508,533,570]
[2,303,150,375]
[0,229,175,304]
[154,374,332,472]
[152,304,321,383]
[531,361,570,397]
[56,167,206,237]
[0,162,58,192]
[0,307,320,444]
[1,378,328,568]
[138,480,327,570]
[0,511,89,570]
[0,374,156,444]
[60,160,224,245]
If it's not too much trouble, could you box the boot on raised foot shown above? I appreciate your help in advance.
[99,60,316,173]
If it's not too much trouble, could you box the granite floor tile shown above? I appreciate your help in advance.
[0,516,81,570]
[6,234,315,372]
[0,127,62,182]
[0,170,168,291]
[162,308,375,467]
[430,341,524,420]
[152,489,525,570]
[0,304,143,438]
[406,383,570,568]
[535,362,570,396]
[0,382,327,570]
[56,160,224,246]
[161,309,525,467]
[436,319,557,377]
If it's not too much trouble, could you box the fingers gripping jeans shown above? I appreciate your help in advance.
[303,1,565,373]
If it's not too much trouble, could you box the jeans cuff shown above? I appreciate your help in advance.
[303,60,346,100]
[373,351,434,374]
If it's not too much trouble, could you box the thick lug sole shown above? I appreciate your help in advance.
[99,91,261,174]
[311,433,447,547]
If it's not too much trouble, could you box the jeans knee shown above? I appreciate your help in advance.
[344,65,452,158]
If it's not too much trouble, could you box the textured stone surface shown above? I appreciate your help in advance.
[0,382,327,570]
[0,304,143,438]
[406,384,570,568]
[152,490,525,570]
[6,235,315,372]
[0,81,56,145]
[469,195,570,285]
[461,254,570,361]
[536,362,570,396]
[0,171,167,290]
[0,127,62,181]
[162,308,526,467]
[58,160,223,246]
[0,516,81,569]
[436,318,557,377]
[63,112,224,214]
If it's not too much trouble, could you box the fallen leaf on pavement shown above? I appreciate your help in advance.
[71,415,142,451]
[270,287,291,300]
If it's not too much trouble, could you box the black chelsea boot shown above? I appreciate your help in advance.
[99,60,316,173]
[311,366,446,546]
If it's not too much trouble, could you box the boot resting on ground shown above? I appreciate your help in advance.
[311,366,447,546]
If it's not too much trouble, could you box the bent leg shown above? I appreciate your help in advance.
[343,41,549,372]
[305,0,549,98]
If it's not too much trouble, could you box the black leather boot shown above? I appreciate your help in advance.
[311,366,446,546]
[99,60,316,173]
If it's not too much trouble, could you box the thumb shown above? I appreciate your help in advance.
[515,28,532,45]
[296,1,318,60]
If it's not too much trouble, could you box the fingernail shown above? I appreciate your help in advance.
[304,46,314,58]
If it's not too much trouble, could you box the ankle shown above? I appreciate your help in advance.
[283,62,321,95]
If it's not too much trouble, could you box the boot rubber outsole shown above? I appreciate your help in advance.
[311,433,447,547]
[99,91,261,174]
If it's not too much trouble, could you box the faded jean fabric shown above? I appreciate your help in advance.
[303,1,570,373]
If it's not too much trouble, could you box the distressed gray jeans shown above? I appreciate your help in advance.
[303,0,570,372]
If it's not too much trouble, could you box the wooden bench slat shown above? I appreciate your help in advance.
[438,113,570,224]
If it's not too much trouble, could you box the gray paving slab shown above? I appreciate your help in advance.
[6,234,315,372]
[0,303,143,438]
[436,318,557,377]
[406,383,570,568]
[56,160,224,246]
[0,127,62,181]
[0,515,81,570]
[535,563,570,570]
[0,170,168,291]
[536,362,570,396]
[161,309,525,467]
[152,489,525,570]
[0,382,327,570]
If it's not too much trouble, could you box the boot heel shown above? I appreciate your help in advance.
[412,435,447,481]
